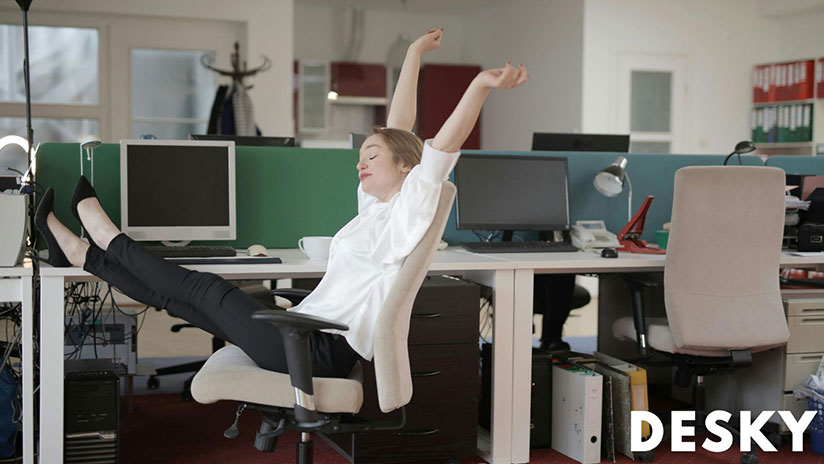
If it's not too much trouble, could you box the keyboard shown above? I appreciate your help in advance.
[144,245,237,258]
[461,241,579,253]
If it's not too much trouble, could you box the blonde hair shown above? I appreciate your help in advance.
[370,126,423,168]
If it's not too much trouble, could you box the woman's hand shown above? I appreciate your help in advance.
[474,62,529,90]
[411,29,443,54]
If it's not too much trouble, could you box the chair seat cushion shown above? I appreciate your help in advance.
[191,345,364,414]
[612,317,777,357]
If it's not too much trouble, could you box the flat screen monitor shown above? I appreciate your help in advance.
[532,132,629,152]
[120,140,236,241]
[349,132,368,149]
[455,154,570,231]
[189,134,295,147]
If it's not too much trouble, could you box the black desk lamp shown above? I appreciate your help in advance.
[722,140,756,166]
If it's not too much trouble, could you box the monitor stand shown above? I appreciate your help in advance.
[161,240,192,247]
[500,230,565,242]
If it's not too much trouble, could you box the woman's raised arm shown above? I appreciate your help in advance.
[385,29,443,132]
[431,62,528,153]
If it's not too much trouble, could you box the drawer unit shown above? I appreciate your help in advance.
[322,276,481,463]
[783,297,824,317]
[784,353,824,391]
[786,316,824,353]
[780,393,812,434]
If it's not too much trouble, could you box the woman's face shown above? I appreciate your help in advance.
[357,134,411,202]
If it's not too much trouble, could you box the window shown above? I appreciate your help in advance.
[0,24,100,143]
[131,49,216,139]
[617,54,687,154]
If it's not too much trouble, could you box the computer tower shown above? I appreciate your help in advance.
[479,344,553,448]
[64,359,119,464]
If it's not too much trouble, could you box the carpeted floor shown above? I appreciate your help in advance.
[120,394,824,463]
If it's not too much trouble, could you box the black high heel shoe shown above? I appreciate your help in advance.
[71,175,101,249]
[34,188,73,267]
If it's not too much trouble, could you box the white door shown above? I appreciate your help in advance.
[109,17,244,141]
[616,53,688,153]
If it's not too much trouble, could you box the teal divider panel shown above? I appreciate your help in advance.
[35,143,359,249]
[442,151,763,245]
[765,156,824,175]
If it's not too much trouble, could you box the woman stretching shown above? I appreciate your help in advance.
[35,29,528,378]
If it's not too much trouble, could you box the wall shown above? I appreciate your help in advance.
[466,0,585,151]
[5,0,294,137]
[582,0,780,154]
[772,8,824,60]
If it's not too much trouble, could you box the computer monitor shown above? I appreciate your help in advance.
[120,140,236,241]
[189,134,295,147]
[349,132,368,149]
[532,132,630,152]
[454,154,570,231]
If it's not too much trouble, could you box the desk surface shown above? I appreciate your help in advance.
[0,262,33,277]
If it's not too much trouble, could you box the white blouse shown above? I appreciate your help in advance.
[292,140,460,360]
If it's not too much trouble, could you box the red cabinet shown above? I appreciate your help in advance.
[418,64,482,149]
[330,62,387,99]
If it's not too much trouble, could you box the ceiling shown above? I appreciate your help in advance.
[295,0,501,15]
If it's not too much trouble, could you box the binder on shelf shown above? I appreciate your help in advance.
[817,58,824,99]
[579,360,634,460]
[594,352,651,440]
[552,363,603,464]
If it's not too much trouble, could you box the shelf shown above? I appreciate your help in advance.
[757,142,814,147]
[753,99,815,106]
[329,96,387,106]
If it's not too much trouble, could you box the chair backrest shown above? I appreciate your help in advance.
[372,181,456,413]
[664,166,789,353]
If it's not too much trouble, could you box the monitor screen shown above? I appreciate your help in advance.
[532,132,629,152]
[189,134,295,147]
[455,154,570,231]
[120,140,236,241]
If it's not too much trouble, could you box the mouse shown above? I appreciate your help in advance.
[247,244,268,257]
[600,247,618,258]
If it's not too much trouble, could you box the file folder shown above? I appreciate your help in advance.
[552,363,603,464]
[594,352,651,440]
[580,360,634,460]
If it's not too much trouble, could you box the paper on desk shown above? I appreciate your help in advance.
[785,251,824,257]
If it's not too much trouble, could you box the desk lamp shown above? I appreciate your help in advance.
[594,156,632,222]
[594,156,665,254]
[722,140,756,166]
[79,135,102,185]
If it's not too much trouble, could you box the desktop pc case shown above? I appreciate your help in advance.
[64,359,120,464]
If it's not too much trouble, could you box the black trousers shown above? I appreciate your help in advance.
[83,234,361,378]
[533,274,576,343]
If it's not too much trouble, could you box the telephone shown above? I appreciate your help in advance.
[570,220,620,250]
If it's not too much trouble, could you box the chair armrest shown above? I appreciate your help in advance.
[270,288,312,306]
[251,310,348,426]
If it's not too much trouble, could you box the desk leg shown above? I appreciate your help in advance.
[470,269,514,464]
[40,276,65,464]
[21,277,33,464]
[511,269,534,464]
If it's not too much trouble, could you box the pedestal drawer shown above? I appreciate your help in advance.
[784,352,824,391]
[786,316,824,353]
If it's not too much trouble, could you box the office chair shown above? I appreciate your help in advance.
[190,182,456,463]
[146,283,276,399]
[611,166,789,464]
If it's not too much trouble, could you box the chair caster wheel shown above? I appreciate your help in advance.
[147,376,160,389]
[740,452,758,464]
[635,450,655,462]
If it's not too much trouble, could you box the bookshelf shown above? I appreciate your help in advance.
[751,59,824,156]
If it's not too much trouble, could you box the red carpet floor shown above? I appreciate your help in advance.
[120,394,824,463]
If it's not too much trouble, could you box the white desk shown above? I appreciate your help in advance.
[0,263,33,464]
[38,249,518,464]
[483,249,824,464]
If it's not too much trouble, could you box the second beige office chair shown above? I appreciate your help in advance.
[190,182,456,464]
[612,166,789,464]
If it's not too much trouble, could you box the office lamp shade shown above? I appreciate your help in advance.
[723,140,756,166]
[594,156,628,197]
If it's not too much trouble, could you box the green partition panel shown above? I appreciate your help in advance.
[442,151,763,245]
[765,155,824,175]
[35,143,359,249]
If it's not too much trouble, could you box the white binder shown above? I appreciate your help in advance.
[552,363,603,464]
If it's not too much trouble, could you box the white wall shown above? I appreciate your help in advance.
[13,0,294,136]
[773,8,824,60]
[467,0,585,151]
[582,0,780,154]
[295,1,585,151]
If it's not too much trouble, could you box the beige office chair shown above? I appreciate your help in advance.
[191,182,456,463]
[612,166,789,464]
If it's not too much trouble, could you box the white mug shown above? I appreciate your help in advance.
[298,236,333,260]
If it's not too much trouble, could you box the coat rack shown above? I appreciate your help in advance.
[201,41,271,88]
